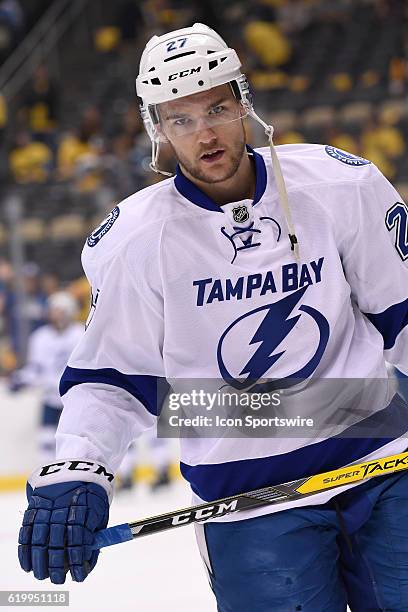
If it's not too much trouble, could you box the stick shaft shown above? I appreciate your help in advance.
[93,450,408,550]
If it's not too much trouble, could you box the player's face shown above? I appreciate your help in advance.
[158,84,247,184]
[48,307,70,330]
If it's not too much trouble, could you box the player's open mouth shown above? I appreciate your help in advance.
[200,149,225,163]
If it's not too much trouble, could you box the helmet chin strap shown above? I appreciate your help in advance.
[246,106,299,261]
[149,139,173,177]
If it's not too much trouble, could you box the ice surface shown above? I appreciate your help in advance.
[2,481,352,611]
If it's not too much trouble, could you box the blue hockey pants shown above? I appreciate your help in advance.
[196,470,408,611]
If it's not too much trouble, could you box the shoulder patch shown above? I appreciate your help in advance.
[325,146,371,167]
[87,206,120,247]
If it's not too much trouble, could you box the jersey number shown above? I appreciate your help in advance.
[166,38,187,52]
[385,202,408,261]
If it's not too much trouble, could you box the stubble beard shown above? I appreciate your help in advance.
[172,134,246,185]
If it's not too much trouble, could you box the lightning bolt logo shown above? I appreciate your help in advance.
[217,286,330,391]
[239,287,306,380]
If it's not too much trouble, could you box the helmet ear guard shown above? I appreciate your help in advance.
[230,75,253,110]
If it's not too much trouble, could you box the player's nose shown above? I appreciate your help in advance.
[196,124,217,145]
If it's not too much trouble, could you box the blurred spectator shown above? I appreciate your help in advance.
[276,0,315,35]
[190,0,221,33]
[72,150,104,193]
[360,113,405,178]
[57,129,95,180]
[19,64,58,147]
[19,264,48,333]
[100,103,151,197]
[115,0,145,46]
[244,19,292,70]
[9,131,52,183]
[325,126,359,155]
[68,275,90,323]
[41,272,60,298]
[0,0,23,62]
[0,257,13,332]
[94,26,121,55]
[374,0,407,20]
[143,0,192,31]
[314,0,351,23]
[121,104,144,140]
[57,107,103,190]
[0,91,7,144]
[5,263,48,357]
[77,105,102,142]
[104,132,137,197]
[246,0,277,22]
[0,258,15,372]
[389,56,407,96]
[275,129,306,145]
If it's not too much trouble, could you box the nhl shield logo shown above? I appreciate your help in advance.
[232,205,249,223]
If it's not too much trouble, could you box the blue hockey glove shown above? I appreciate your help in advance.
[18,460,114,584]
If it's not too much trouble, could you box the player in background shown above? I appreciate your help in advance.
[116,433,173,492]
[18,24,408,611]
[10,291,83,462]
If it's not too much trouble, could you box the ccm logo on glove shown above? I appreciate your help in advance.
[38,460,114,481]
[18,459,114,584]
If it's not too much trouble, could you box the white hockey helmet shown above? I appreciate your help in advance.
[48,291,78,321]
[136,24,252,149]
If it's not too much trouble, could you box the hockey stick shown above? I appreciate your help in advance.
[92,450,408,550]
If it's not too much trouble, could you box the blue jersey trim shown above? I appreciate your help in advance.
[180,394,408,501]
[363,297,408,350]
[59,366,168,416]
[174,145,267,212]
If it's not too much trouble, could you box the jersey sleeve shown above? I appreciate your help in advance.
[338,164,408,374]
[56,234,167,472]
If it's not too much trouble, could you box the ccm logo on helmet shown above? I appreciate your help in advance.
[169,66,201,81]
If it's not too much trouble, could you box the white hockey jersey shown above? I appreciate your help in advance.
[56,144,408,518]
[18,322,84,407]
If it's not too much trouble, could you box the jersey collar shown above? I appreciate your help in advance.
[174,145,267,213]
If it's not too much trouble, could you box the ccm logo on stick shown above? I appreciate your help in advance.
[172,500,238,525]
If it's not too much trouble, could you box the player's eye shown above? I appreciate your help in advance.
[173,117,191,126]
[209,105,224,115]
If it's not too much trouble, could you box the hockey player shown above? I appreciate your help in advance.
[18,24,408,611]
[116,433,173,492]
[10,291,83,462]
